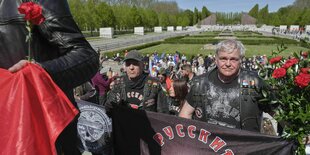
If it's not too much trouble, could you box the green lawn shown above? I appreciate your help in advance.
[139,43,309,58]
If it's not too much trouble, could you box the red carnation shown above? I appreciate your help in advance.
[269,56,282,64]
[272,68,287,79]
[18,2,45,25]
[282,58,299,69]
[301,51,308,58]
[301,68,310,74]
[294,73,310,88]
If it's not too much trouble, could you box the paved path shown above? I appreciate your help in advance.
[88,30,202,52]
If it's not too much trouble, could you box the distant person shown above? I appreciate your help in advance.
[180,64,196,86]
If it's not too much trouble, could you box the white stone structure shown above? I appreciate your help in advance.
[305,25,310,32]
[279,25,287,31]
[154,26,162,33]
[176,26,183,31]
[290,25,299,32]
[99,27,113,38]
[134,27,144,35]
[258,25,274,33]
[167,26,174,32]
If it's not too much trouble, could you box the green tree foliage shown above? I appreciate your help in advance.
[300,9,310,26]
[183,9,194,26]
[169,14,177,26]
[216,12,241,25]
[193,7,199,25]
[68,0,87,29]
[112,4,132,30]
[286,7,304,25]
[96,2,116,27]
[85,0,99,33]
[143,9,159,28]
[177,11,191,26]
[106,0,156,8]
[159,13,169,27]
[201,6,211,20]
[268,13,281,26]
[258,5,269,24]
[129,6,143,28]
[248,4,259,19]
[262,0,310,26]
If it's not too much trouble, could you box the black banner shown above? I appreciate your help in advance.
[76,100,112,154]
[112,107,296,155]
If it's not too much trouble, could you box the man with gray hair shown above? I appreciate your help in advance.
[179,39,273,132]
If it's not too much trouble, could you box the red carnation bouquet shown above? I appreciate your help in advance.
[18,0,45,61]
[259,45,310,155]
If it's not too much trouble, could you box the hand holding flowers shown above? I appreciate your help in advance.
[18,1,45,61]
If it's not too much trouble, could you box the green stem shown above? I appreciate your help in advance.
[28,32,31,62]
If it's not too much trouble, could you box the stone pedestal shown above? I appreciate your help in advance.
[99,27,113,38]
[154,26,162,33]
[167,26,174,32]
[134,27,144,35]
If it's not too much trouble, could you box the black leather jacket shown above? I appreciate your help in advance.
[105,75,169,115]
[0,0,99,105]
[189,68,270,132]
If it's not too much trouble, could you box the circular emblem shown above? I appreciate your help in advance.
[195,107,203,119]
[77,102,112,153]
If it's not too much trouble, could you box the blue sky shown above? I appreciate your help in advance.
[161,0,295,13]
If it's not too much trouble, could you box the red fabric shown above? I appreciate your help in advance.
[166,77,172,91]
[0,63,78,155]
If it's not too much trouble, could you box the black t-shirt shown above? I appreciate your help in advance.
[187,69,241,129]
[125,86,144,107]
[125,76,147,108]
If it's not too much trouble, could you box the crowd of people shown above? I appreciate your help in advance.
[75,40,281,135]
[4,0,308,155]
[73,38,310,154]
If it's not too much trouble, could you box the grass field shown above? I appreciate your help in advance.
[139,43,309,58]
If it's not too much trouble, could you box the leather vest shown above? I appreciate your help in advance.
[106,75,169,113]
[191,68,265,132]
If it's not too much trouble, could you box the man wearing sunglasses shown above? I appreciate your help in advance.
[105,50,169,114]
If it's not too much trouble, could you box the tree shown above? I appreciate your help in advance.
[300,8,310,26]
[129,6,143,28]
[85,0,100,34]
[143,9,159,28]
[96,2,116,28]
[258,5,269,24]
[68,0,87,30]
[112,4,132,30]
[248,4,259,19]
[286,7,304,25]
[277,6,291,25]
[169,14,177,26]
[158,13,169,27]
[177,13,191,26]
[268,13,281,26]
[183,9,194,26]
[201,6,211,20]
[193,7,199,25]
